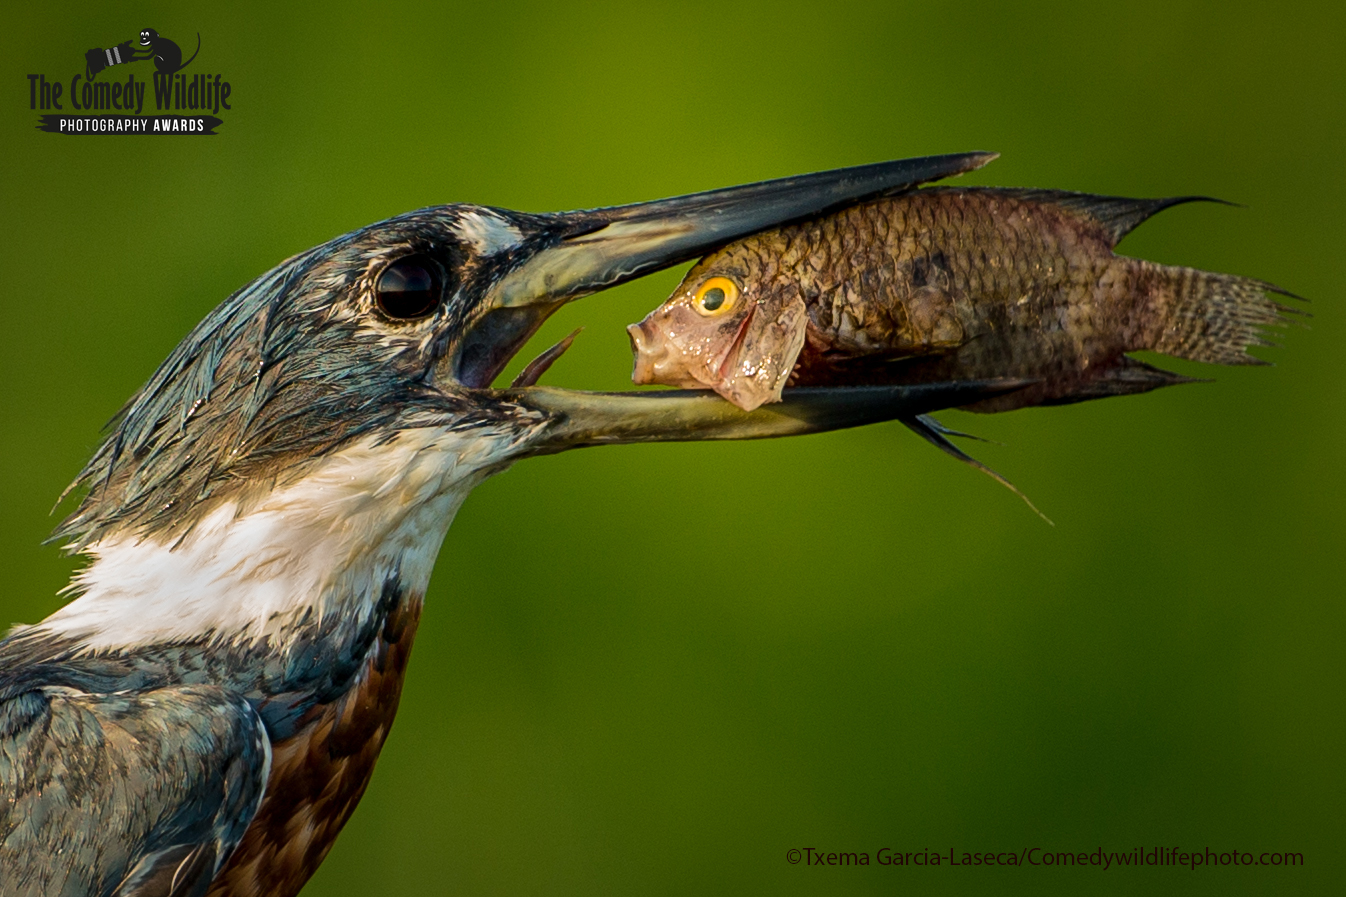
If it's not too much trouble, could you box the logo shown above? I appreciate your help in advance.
[28,28,232,135]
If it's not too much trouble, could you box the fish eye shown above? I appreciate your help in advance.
[375,254,444,321]
[692,276,739,316]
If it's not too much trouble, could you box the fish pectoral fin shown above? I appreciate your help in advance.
[901,414,1052,525]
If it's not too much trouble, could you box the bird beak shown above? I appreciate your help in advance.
[490,152,997,309]
[450,153,996,388]
[504,381,1031,456]
[452,152,1016,450]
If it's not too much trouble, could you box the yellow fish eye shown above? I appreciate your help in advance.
[692,276,740,316]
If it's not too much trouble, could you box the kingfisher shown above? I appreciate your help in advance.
[0,153,1014,897]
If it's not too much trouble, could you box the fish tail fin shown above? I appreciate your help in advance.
[1142,263,1304,365]
[902,415,1053,525]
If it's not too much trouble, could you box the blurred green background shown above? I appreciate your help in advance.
[2,1,1342,894]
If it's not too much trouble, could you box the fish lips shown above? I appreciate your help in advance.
[627,317,704,389]
[626,314,751,394]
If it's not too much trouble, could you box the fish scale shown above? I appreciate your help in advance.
[808,191,1125,389]
[628,185,1296,512]
[3,153,1063,893]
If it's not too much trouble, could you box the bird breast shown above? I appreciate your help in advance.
[39,425,521,653]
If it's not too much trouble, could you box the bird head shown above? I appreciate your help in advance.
[54,153,1015,556]
[36,155,1033,653]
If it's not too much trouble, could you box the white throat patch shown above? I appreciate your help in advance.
[41,425,524,651]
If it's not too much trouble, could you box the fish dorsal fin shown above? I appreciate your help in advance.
[991,189,1232,247]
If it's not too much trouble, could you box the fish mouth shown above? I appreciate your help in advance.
[626,318,720,391]
[452,154,1025,454]
[626,320,661,384]
[454,153,997,390]
[625,304,759,396]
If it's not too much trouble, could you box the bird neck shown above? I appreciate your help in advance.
[38,426,518,655]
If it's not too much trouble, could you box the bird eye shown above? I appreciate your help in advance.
[376,255,443,320]
[693,276,739,316]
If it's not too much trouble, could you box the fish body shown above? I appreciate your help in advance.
[628,187,1292,412]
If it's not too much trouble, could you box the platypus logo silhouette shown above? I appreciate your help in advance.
[85,29,200,81]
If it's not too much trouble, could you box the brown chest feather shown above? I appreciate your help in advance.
[206,597,422,897]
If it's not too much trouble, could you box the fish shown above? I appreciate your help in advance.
[626,187,1299,516]
[629,187,1296,411]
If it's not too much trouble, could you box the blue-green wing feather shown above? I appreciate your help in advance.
[0,681,269,897]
